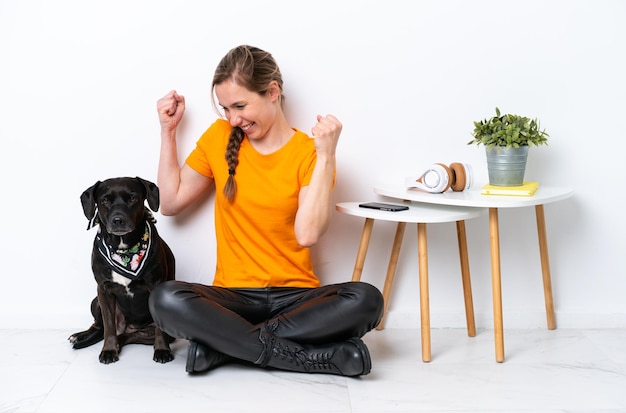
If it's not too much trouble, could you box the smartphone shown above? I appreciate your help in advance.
[358,202,409,212]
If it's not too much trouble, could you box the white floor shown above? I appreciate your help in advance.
[2,327,626,413]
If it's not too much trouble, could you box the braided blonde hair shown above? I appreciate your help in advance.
[212,45,284,203]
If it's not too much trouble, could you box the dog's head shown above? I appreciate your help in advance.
[81,177,160,235]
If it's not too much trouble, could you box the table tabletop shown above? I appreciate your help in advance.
[374,184,574,208]
[336,201,485,223]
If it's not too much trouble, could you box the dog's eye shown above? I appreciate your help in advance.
[100,197,111,206]
[129,194,138,203]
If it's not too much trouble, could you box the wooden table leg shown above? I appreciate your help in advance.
[535,204,557,330]
[489,208,505,363]
[456,220,476,337]
[417,223,431,362]
[351,218,374,281]
[377,222,407,330]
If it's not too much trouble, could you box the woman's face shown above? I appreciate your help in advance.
[215,79,279,141]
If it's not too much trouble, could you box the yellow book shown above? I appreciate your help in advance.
[481,181,539,196]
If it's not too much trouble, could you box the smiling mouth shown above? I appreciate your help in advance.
[241,122,254,131]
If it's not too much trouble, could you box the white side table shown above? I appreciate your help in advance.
[373,184,574,362]
[336,201,485,362]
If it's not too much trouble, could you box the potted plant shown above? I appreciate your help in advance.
[467,107,549,186]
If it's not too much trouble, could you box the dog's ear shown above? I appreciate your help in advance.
[80,181,101,220]
[136,177,160,212]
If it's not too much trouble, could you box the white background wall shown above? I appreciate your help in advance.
[1,0,624,330]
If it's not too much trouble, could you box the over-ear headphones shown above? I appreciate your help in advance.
[405,162,473,193]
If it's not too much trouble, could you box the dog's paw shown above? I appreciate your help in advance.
[99,349,120,364]
[68,332,89,349]
[153,349,174,364]
[68,326,103,349]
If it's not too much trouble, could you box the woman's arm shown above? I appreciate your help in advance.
[156,90,213,216]
[294,114,342,247]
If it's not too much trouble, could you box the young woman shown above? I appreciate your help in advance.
[149,45,384,377]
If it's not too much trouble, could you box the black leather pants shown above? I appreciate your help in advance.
[148,280,384,363]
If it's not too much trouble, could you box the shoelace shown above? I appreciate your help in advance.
[271,342,334,372]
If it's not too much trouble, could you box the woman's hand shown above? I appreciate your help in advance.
[157,90,186,132]
[311,114,342,158]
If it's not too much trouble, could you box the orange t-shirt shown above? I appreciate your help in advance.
[185,119,321,288]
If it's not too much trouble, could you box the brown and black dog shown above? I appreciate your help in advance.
[69,177,175,364]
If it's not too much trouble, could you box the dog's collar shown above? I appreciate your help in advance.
[95,221,154,281]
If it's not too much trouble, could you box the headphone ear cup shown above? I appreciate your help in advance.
[405,163,453,193]
[449,162,466,191]
[435,163,453,192]
[449,162,472,191]
[416,163,451,192]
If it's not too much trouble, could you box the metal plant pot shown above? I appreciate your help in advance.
[485,146,529,186]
